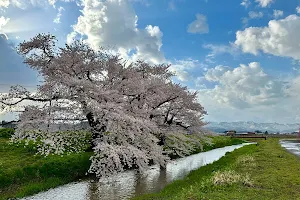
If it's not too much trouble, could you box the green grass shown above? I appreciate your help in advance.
[0,128,14,138]
[134,138,300,200]
[0,137,93,200]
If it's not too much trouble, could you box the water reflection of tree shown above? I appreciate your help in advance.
[89,171,136,200]
[155,168,168,191]
[134,166,168,196]
[87,181,99,200]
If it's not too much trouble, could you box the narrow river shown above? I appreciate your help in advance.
[21,143,253,200]
[280,139,300,156]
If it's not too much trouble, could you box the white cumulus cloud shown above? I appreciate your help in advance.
[187,13,209,34]
[0,0,9,8]
[242,11,264,27]
[53,6,64,24]
[168,59,204,82]
[273,10,283,18]
[255,0,274,7]
[0,16,10,31]
[196,62,300,123]
[4,0,49,9]
[200,62,286,109]
[241,0,251,8]
[68,0,165,64]
[203,43,240,63]
[248,11,264,19]
[296,6,300,14]
[235,14,300,60]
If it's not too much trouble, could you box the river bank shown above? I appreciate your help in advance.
[20,143,251,200]
[134,138,300,200]
[0,130,244,200]
[0,137,93,200]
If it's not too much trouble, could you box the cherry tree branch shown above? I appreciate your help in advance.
[0,96,60,106]
[0,120,20,126]
[152,95,179,110]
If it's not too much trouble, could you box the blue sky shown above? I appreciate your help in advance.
[1,0,300,123]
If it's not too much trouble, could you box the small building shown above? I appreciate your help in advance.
[226,130,236,136]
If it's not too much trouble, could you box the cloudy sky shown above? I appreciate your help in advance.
[1,0,300,123]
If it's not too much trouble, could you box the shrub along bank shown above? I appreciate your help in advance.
[0,128,244,200]
[134,138,300,200]
[0,128,14,138]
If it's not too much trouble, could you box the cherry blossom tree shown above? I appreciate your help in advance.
[0,33,207,177]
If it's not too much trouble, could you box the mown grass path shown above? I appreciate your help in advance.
[134,138,300,200]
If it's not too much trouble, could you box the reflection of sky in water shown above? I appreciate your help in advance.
[280,140,300,155]
[22,182,90,200]
[22,143,253,200]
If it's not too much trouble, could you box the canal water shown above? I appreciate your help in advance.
[21,143,253,200]
[280,139,300,156]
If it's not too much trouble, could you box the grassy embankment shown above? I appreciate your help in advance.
[0,128,244,200]
[0,128,93,200]
[134,138,300,200]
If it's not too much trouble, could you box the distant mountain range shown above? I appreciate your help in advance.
[204,121,300,133]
